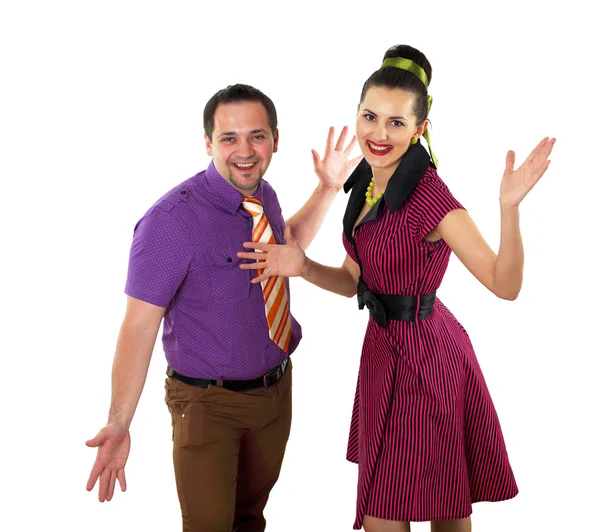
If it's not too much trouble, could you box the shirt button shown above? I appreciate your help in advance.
[227,257,233,263]
[180,189,187,194]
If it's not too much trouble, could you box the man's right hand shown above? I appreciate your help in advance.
[86,422,131,502]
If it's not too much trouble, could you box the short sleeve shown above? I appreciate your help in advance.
[124,207,193,307]
[409,175,465,242]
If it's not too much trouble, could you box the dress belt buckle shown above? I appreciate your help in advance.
[356,279,387,328]
[363,291,387,328]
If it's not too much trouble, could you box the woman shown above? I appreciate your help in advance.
[238,44,554,531]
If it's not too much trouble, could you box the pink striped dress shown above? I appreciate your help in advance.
[342,145,518,528]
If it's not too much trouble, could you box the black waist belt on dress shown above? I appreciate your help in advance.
[166,357,289,392]
[357,279,436,327]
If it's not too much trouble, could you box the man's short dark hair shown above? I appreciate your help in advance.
[203,84,278,140]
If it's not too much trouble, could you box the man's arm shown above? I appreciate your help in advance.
[86,296,165,502]
[285,126,361,250]
[108,296,166,428]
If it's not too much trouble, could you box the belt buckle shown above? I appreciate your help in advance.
[263,359,286,387]
[263,370,276,388]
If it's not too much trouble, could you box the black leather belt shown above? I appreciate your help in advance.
[357,279,436,327]
[166,358,289,392]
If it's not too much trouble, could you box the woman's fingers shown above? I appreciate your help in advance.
[241,241,272,251]
[343,135,357,157]
[324,126,335,156]
[240,261,268,270]
[504,150,515,175]
[335,125,349,152]
[251,271,272,284]
[237,251,267,260]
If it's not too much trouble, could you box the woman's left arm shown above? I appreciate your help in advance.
[436,137,555,301]
[435,208,521,300]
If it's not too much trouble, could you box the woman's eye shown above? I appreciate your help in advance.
[363,114,375,121]
[391,120,404,127]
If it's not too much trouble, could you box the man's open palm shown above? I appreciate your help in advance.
[86,423,130,502]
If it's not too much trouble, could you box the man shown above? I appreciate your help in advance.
[85,84,359,531]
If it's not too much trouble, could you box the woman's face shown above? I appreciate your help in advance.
[356,86,427,173]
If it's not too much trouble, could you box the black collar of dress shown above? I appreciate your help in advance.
[343,142,432,242]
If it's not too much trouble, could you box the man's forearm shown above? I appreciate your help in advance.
[285,184,338,250]
[107,306,163,429]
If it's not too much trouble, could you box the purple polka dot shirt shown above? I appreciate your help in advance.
[124,161,302,379]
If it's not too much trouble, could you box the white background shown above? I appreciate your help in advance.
[1,1,598,531]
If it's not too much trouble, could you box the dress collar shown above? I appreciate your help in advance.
[343,142,432,241]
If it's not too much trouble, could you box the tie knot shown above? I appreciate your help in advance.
[242,196,264,217]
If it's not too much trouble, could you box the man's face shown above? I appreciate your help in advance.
[205,101,278,195]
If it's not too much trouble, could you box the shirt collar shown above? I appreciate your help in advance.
[204,160,265,214]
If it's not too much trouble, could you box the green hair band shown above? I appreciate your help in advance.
[381,57,429,88]
[381,57,438,168]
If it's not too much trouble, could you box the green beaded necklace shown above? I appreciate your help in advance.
[365,177,383,207]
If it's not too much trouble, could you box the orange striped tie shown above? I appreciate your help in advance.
[242,197,292,352]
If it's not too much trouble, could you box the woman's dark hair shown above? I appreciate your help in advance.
[360,45,432,125]
[203,84,278,139]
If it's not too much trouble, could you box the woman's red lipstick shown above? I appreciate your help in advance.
[367,140,392,156]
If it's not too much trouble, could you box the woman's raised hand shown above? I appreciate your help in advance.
[499,137,556,209]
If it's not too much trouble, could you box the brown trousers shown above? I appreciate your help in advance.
[164,362,292,532]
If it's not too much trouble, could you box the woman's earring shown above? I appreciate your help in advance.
[410,137,418,145]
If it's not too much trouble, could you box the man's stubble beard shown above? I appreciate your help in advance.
[228,168,264,192]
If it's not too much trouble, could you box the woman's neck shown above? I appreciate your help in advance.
[371,159,401,196]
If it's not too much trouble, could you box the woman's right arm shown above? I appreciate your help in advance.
[238,226,360,298]
[302,254,360,298]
